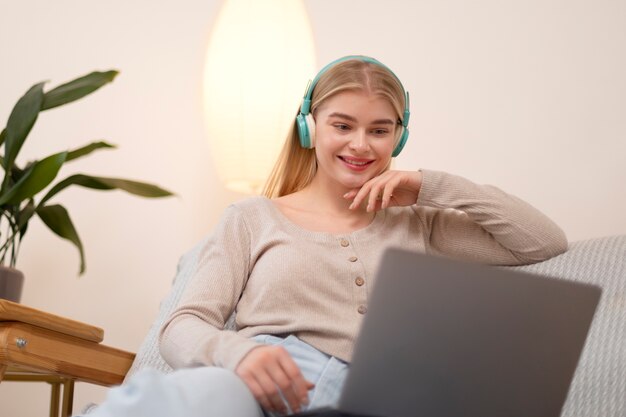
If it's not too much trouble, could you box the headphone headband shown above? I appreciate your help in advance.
[297,55,410,157]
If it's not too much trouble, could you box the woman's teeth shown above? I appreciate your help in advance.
[341,157,370,166]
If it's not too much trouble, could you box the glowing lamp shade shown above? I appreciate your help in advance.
[203,0,316,194]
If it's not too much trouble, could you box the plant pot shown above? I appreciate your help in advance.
[0,265,24,303]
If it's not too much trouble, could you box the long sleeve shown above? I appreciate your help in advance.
[416,170,568,265]
[158,205,261,371]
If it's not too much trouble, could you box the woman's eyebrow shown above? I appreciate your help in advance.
[327,112,395,125]
[328,112,357,122]
[371,119,395,125]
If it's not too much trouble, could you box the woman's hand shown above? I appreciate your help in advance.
[344,170,423,212]
[235,345,315,414]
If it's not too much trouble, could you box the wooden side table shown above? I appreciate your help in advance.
[0,299,135,417]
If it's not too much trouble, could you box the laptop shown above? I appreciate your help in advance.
[292,248,602,417]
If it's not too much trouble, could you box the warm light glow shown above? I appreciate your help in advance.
[203,0,316,194]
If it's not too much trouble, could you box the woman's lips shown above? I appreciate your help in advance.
[338,156,375,171]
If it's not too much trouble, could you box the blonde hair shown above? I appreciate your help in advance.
[262,58,407,198]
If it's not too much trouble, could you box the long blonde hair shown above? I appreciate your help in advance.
[262,58,407,198]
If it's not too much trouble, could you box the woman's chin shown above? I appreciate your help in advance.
[340,176,372,190]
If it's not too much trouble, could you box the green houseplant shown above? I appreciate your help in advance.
[0,70,173,302]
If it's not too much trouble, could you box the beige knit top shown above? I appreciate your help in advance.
[159,170,568,371]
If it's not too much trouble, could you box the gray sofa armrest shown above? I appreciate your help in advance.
[124,237,236,381]
[512,235,625,417]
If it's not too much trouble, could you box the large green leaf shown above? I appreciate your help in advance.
[3,82,45,174]
[0,152,68,206]
[36,204,85,274]
[2,141,113,181]
[0,128,6,147]
[66,141,116,162]
[41,71,119,111]
[40,174,174,206]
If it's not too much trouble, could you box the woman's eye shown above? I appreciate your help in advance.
[335,124,350,131]
[372,129,389,135]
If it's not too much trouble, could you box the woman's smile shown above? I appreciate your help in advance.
[337,155,376,171]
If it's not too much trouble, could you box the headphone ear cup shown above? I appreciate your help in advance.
[392,127,409,157]
[296,113,311,148]
[305,113,316,148]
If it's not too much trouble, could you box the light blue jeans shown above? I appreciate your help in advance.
[79,334,348,417]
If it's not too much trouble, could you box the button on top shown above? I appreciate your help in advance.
[340,239,350,247]
[357,305,367,314]
[348,256,358,262]
[355,277,365,286]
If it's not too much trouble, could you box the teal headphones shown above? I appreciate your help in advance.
[296,55,410,157]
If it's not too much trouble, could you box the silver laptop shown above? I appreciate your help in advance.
[293,248,601,417]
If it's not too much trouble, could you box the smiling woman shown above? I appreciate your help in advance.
[263,56,410,200]
[75,55,568,417]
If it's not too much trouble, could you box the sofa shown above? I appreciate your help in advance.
[123,234,625,417]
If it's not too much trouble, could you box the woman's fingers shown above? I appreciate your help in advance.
[367,179,384,212]
[236,345,314,414]
[277,351,314,408]
[241,374,273,411]
[237,350,286,413]
[343,189,358,199]
[381,181,397,209]
[371,177,400,211]
[346,171,422,211]
[348,172,393,212]
[253,367,289,413]
[267,351,313,413]
[347,177,377,210]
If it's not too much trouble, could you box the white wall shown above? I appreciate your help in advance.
[1,1,624,415]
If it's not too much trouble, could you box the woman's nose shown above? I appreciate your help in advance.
[348,130,370,153]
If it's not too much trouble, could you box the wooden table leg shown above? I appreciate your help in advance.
[61,379,75,417]
[0,364,7,381]
[50,381,61,417]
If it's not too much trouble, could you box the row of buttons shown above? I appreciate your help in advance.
[340,238,367,314]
